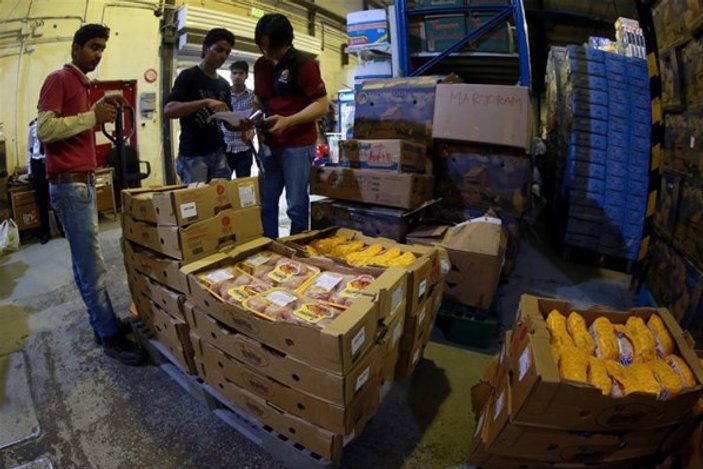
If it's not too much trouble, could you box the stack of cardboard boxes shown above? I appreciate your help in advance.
[469,294,703,468]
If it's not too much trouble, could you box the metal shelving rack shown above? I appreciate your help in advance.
[394,1,531,87]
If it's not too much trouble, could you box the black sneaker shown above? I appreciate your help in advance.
[102,334,147,366]
[94,318,134,345]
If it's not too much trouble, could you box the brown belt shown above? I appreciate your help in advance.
[49,172,96,185]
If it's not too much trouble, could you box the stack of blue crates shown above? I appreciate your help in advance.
[558,45,651,261]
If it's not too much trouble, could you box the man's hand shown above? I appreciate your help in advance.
[265,114,292,136]
[204,99,229,113]
[242,129,255,146]
[94,101,117,124]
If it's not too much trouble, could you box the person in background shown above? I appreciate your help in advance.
[27,118,52,244]
[164,28,235,183]
[222,61,256,178]
[253,13,329,239]
[37,23,145,366]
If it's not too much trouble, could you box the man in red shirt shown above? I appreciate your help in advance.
[253,14,329,238]
[37,24,145,366]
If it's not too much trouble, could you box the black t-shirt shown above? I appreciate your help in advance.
[166,66,232,157]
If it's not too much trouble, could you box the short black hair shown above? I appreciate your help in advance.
[255,14,294,50]
[203,28,235,49]
[73,24,110,46]
[229,61,249,73]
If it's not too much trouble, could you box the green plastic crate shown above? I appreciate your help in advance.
[436,308,499,348]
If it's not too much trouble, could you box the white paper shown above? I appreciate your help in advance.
[519,347,531,382]
[203,269,234,284]
[412,349,421,365]
[351,327,366,355]
[246,254,271,266]
[440,259,451,275]
[314,272,343,292]
[391,286,404,316]
[265,290,296,307]
[355,366,371,392]
[180,201,197,219]
[392,321,403,347]
[418,306,427,326]
[343,430,356,447]
[419,279,427,298]
[475,413,485,436]
[207,110,251,126]
[239,184,257,207]
[493,391,505,421]
[691,136,696,149]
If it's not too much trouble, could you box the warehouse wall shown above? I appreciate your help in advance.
[1,0,358,183]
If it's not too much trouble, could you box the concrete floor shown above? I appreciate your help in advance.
[0,217,634,469]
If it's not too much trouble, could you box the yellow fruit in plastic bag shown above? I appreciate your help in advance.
[547,310,574,348]
[330,240,365,257]
[368,247,402,267]
[613,324,636,366]
[554,344,589,383]
[648,359,683,399]
[310,235,345,254]
[588,356,612,395]
[386,251,417,267]
[625,316,657,363]
[567,311,596,355]
[605,360,638,397]
[665,355,697,389]
[306,245,320,257]
[590,317,619,361]
[344,244,384,266]
[647,314,675,357]
[628,363,662,397]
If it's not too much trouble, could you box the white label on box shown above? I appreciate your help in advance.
[691,136,696,149]
[475,413,485,436]
[392,322,403,348]
[418,306,427,326]
[419,279,427,298]
[494,391,505,421]
[391,286,404,316]
[203,269,234,284]
[519,347,531,382]
[246,254,271,266]
[343,430,356,447]
[265,290,297,307]
[239,183,256,207]
[412,349,421,365]
[314,272,343,291]
[379,380,391,403]
[499,344,506,365]
[351,327,366,355]
[180,202,197,219]
[440,259,451,275]
[355,366,371,392]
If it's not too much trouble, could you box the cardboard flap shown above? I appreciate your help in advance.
[441,217,504,255]
[408,224,450,240]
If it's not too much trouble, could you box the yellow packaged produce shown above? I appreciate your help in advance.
[552,344,589,383]
[546,310,574,348]
[648,359,683,399]
[588,356,612,395]
[590,317,619,361]
[665,355,697,389]
[367,247,402,267]
[566,311,596,355]
[625,316,657,363]
[330,240,365,258]
[309,235,346,254]
[385,251,417,267]
[647,314,675,357]
[605,360,638,397]
[613,324,636,366]
[628,363,662,397]
[344,244,384,266]
[306,245,320,257]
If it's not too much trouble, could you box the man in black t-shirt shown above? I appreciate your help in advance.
[165,28,234,183]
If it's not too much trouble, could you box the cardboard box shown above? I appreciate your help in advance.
[424,15,467,52]
[663,112,703,179]
[185,304,381,406]
[432,84,532,149]
[338,139,430,174]
[654,171,682,239]
[673,179,703,270]
[281,227,440,316]
[434,142,532,216]
[508,294,703,431]
[122,207,262,262]
[353,60,392,87]
[377,310,405,403]
[406,225,450,247]
[353,75,457,147]
[660,47,684,112]
[347,9,388,46]
[193,335,379,434]
[122,178,259,226]
[465,12,511,53]
[440,217,507,309]
[126,270,185,321]
[310,166,434,211]
[311,198,438,243]
[134,294,196,374]
[682,36,703,110]
[121,239,190,294]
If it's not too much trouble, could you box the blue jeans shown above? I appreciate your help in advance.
[50,182,120,339]
[176,149,231,184]
[260,144,315,239]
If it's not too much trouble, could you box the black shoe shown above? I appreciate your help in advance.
[94,318,134,345]
[40,234,50,245]
[102,334,147,366]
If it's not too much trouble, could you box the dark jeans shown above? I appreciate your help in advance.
[226,149,253,178]
[30,158,51,237]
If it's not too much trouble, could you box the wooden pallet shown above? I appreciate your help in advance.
[562,244,635,274]
[131,321,338,469]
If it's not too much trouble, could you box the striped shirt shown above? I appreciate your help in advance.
[222,87,255,154]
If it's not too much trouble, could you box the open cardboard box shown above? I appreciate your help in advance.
[376,309,405,404]
[184,303,381,406]
[122,207,262,263]
[281,227,441,316]
[182,238,394,374]
[192,334,379,435]
[127,269,185,321]
[122,239,190,294]
[122,177,259,226]
[508,294,703,431]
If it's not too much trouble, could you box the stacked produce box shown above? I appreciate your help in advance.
[646,0,703,345]
[549,45,651,262]
[469,294,703,467]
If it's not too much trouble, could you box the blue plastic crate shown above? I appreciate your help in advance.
[609,72,629,85]
[629,93,651,111]
[569,88,609,106]
[564,232,600,250]
[609,101,630,119]
[626,204,646,223]
[606,175,628,191]
[608,145,629,163]
[629,149,651,165]
[608,130,630,148]
[571,117,608,135]
[629,122,651,139]
[567,145,608,165]
[609,117,630,134]
[628,108,651,124]
[604,204,626,221]
[605,190,627,206]
[599,244,638,261]
[609,89,629,104]
[605,55,627,75]
[567,57,607,76]
[570,101,609,120]
[631,135,650,153]
[629,163,650,181]
[567,160,606,179]
[569,204,606,222]
[567,45,605,62]
[570,132,608,150]
[569,73,609,91]
[628,179,650,195]
[570,175,606,194]
[571,188,606,205]
[567,217,603,236]
[607,160,629,178]
[623,224,643,238]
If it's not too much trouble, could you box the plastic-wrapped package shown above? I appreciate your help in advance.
[613,324,636,366]
[606,360,639,397]
[298,271,376,308]
[665,355,697,389]
[648,314,676,357]
[628,363,663,397]
[330,240,365,258]
[547,310,574,348]
[555,344,589,383]
[237,252,320,290]
[309,235,346,254]
[590,317,619,361]
[345,244,384,266]
[625,316,657,363]
[648,359,683,398]
[567,311,596,355]
[588,356,613,395]
[243,288,343,328]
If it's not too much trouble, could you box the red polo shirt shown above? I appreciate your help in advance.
[38,64,96,178]
[254,48,327,148]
